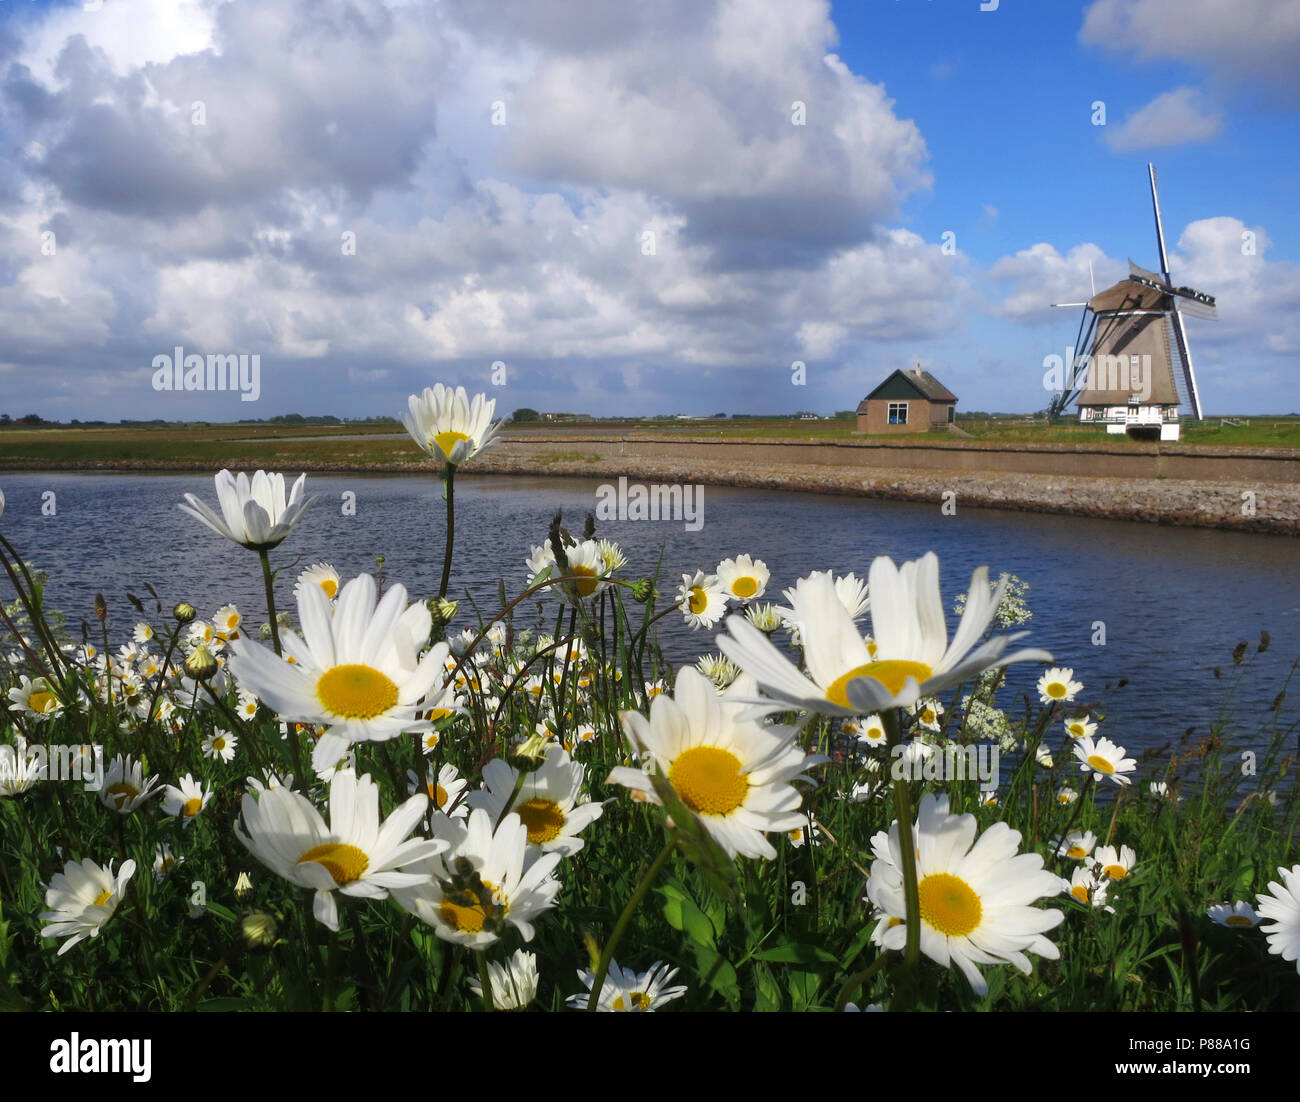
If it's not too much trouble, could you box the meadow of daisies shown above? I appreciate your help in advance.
[0,383,1297,1013]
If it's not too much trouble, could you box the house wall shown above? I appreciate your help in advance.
[857,398,933,434]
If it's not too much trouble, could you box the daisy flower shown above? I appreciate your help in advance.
[93,754,162,815]
[913,697,944,731]
[467,744,604,855]
[407,762,470,819]
[162,774,212,825]
[787,816,820,849]
[1093,844,1136,881]
[677,571,727,630]
[1255,865,1300,975]
[0,737,42,796]
[153,843,183,881]
[865,792,1065,996]
[1148,781,1179,802]
[132,622,156,644]
[295,562,341,603]
[1207,901,1259,928]
[202,729,238,763]
[719,554,1052,717]
[1072,735,1137,787]
[744,603,785,633]
[1053,831,1096,860]
[178,469,316,551]
[1063,867,1114,913]
[854,714,887,748]
[237,770,444,932]
[39,858,137,956]
[1056,786,1079,805]
[401,383,501,466]
[468,949,539,1011]
[227,574,456,772]
[567,960,688,1012]
[607,669,822,861]
[1037,667,1083,705]
[1063,715,1096,740]
[695,652,740,690]
[7,675,62,721]
[391,808,563,950]
[716,555,770,601]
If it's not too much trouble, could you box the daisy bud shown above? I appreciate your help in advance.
[184,643,219,682]
[509,732,551,774]
[173,601,197,624]
[427,597,458,631]
[234,871,254,902]
[631,578,654,603]
[240,910,279,949]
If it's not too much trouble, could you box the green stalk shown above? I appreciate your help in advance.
[438,462,456,599]
[477,951,495,1012]
[586,836,676,1010]
[884,708,921,970]
[257,549,283,656]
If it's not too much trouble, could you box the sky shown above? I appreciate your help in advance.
[0,0,1296,421]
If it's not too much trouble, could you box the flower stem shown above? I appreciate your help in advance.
[586,835,676,1010]
[438,462,456,600]
[477,951,494,1012]
[884,708,921,971]
[258,549,282,657]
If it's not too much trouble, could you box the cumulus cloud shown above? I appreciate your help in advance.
[1105,87,1223,152]
[989,243,1124,323]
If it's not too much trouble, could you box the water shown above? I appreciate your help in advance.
[1,470,1297,751]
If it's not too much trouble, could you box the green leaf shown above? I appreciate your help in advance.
[690,945,741,1009]
[754,943,839,966]
[657,883,718,948]
[197,996,256,1011]
[787,969,823,1011]
[647,771,740,903]
[751,963,783,1012]
[203,901,237,923]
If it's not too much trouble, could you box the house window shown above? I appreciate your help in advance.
[887,402,908,425]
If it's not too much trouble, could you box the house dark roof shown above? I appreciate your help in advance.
[859,368,957,408]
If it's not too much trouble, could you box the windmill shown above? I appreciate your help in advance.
[1050,164,1216,441]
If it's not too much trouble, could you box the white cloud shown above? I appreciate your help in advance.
[1105,87,1223,152]
[989,243,1122,322]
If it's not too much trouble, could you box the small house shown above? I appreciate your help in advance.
[856,366,957,434]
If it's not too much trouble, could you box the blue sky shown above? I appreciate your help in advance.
[1,0,1297,421]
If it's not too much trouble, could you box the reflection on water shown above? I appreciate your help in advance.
[1,470,1297,751]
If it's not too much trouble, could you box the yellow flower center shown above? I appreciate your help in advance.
[670,746,748,816]
[515,798,566,844]
[1103,864,1127,880]
[571,565,601,598]
[1225,915,1254,927]
[320,578,339,598]
[182,796,202,817]
[106,782,139,808]
[29,690,58,713]
[433,429,471,458]
[424,733,441,750]
[1086,754,1115,774]
[867,726,883,741]
[428,707,453,721]
[1046,681,1067,698]
[439,880,500,933]
[297,842,370,886]
[1067,723,1086,737]
[92,890,113,908]
[613,991,652,1011]
[917,872,982,937]
[428,783,448,807]
[688,587,708,615]
[921,709,936,724]
[212,737,226,751]
[1067,845,1087,858]
[1071,884,1090,904]
[316,664,399,719]
[827,660,933,707]
[1057,793,1073,804]
[730,576,758,599]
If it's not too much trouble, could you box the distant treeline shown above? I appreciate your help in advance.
[0,413,401,428]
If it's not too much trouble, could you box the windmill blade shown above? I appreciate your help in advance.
[1169,306,1204,421]
[1149,163,1172,284]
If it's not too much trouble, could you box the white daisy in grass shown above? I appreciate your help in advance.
[716,554,770,602]
[295,562,341,604]
[1072,735,1137,786]
[235,690,261,721]
[237,770,444,932]
[1207,901,1259,928]
[153,843,183,880]
[719,554,1051,717]
[1148,781,1179,802]
[0,736,42,796]
[467,744,605,855]
[1034,743,1054,769]
[677,571,728,630]
[1063,867,1114,913]
[469,949,540,1010]
[40,857,137,956]
[567,960,688,1012]
[1064,715,1096,740]
[213,604,241,640]
[1056,786,1079,805]
[392,808,563,950]
[607,669,822,861]
[854,714,888,748]
[1092,844,1137,881]
[525,540,558,585]
[1256,865,1300,975]
[133,622,156,644]
[787,816,820,849]
[178,469,316,551]
[1037,667,1083,705]
[202,729,238,763]
[598,539,627,575]
[94,754,162,815]
[6,675,62,720]
[227,574,456,773]
[245,770,294,796]
[1053,831,1096,860]
[695,652,740,690]
[162,774,212,826]
[400,383,501,467]
[555,539,617,600]
[912,697,944,731]
[407,762,470,819]
[865,792,1065,997]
